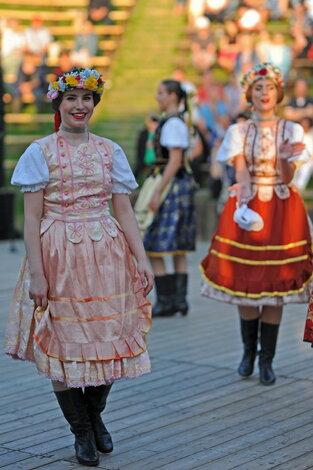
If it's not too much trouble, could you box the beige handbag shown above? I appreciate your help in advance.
[134,172,171,234]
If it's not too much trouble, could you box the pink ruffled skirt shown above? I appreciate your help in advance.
[4,220,152,388]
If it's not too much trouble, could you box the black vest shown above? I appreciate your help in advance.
[153,115,186,169]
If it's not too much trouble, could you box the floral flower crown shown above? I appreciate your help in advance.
[47,67,105,100]
[240,62,284,93]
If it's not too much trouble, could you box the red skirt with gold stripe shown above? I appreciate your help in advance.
[201,188,313,306]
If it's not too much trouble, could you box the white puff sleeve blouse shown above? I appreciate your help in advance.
[216,123,243,164]
[160,117,189,149]
[11,139,138,194]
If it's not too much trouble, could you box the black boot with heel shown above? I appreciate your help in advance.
[238,318,259,377]
[173,273,189,316]
[152,274,175,317]
[54,389,99,466]
[259,322,280,385]
[84,385,113,453]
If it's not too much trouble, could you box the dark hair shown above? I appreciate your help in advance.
[245,83,284,104]
[51,90,101,112]
[161,79,188,113]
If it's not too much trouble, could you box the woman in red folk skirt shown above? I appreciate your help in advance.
[200,63,313,385]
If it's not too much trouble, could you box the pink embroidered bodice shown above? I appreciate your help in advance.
[36,133,120,243]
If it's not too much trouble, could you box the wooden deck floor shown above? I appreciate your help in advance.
[1,240,313,470]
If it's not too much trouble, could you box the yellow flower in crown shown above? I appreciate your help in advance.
[65,76,79,87]
[84,76,98,91]
[47,67,105,99]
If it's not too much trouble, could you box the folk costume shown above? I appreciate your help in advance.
[141,114,196,316]
[200,62,313,387]
[5,133,152,387]
[143,115,196,257]
[4,67,153,466]
[200,118,313,305]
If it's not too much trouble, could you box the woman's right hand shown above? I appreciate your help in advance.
[29,274,49,309]
[149,188,161,212]
[228,182,252,207]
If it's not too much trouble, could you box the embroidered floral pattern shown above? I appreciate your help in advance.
[66,223,84,243]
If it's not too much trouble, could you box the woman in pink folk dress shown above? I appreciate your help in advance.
[4,67,153,467]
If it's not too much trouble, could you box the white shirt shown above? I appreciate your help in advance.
[160,117,189,149]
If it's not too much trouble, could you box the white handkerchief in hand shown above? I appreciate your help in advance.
[233,204,264,231]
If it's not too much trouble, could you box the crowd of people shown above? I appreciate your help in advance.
[0,1,113,112]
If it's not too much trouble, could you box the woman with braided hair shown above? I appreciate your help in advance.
[4,67,153,466]
[140,79,196,317]
[200,63,313,386]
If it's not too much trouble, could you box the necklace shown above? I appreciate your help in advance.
[252,112,277,122]
[60,124,88,134]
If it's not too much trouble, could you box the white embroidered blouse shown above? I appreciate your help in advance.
[216,119,308,201]
[11,133,137,194]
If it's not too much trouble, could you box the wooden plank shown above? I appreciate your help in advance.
[49,24,124,36]
[0,8,130,22]
[46,56,111,67]
[1,455,59,469]
[0,0,134,8]
[0,450,35,467]
[4,114,53,124]
[1,241,313,469]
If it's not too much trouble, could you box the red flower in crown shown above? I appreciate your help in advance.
[259,68,268,76]
[62,76,67,82]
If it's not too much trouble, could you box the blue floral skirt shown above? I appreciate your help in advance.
[143,171,196,256]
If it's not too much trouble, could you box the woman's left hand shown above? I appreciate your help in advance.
[137,260,154,296]
[279,138,305,161]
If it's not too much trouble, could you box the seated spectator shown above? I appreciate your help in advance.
[234,32,259,78]
[266,0,289,18]
[88,0,112,25]
[224,73,244,120]
[268,33,292,80]
[52,50,73,78]
[204,0,239,22]
[198,83,230,143]
[71,19,99,67]
[197,68,225,105]
[284,78,313,122]
[1,19,26,94]
[174,0,187,15]
[217,20,240,72]
[236,1,267,32]
[291,21,309,58]
[255,30,271,62]
[187,0,206,27]
[294,21,313,59]
[11,52,47,113]
[190,16,217,71]
[24,16,52,60]
[293,117,313,191]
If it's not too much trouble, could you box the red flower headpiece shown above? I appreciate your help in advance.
[240,62,284,92]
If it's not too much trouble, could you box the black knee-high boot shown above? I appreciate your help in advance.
[259,322,280,385]
[84,385,113,453]
[152,274,175,317]
[173,273,189,316]
[54,389,99,466]
[238,318,259,377]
